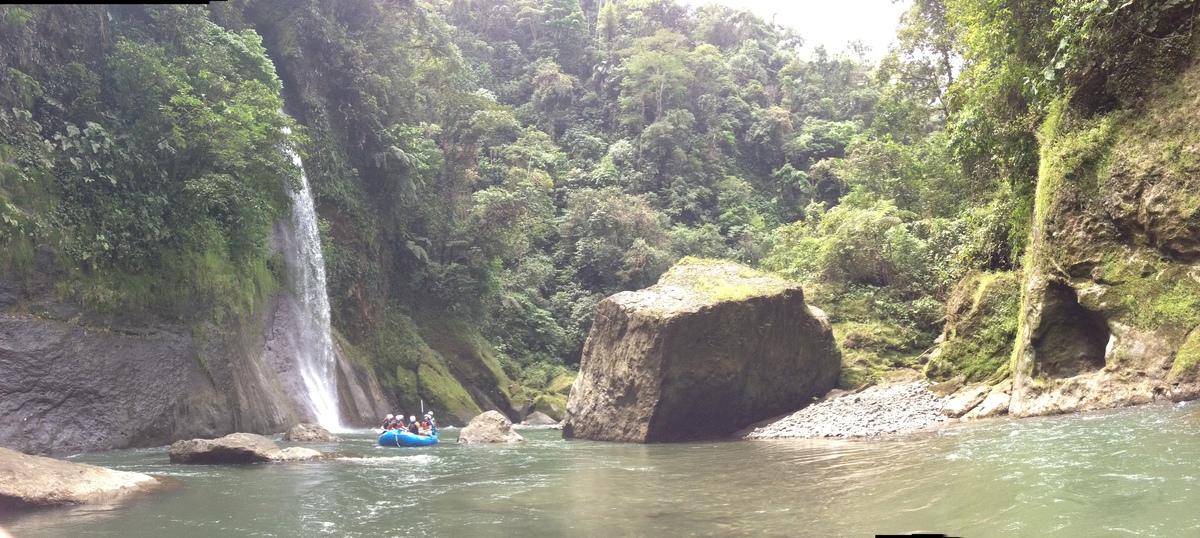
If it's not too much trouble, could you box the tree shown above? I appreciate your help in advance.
[617,29,693,129]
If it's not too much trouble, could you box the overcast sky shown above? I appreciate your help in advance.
[680,0,911,62]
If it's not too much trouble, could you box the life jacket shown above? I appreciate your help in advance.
[381,418,392,430]
[408,422,420,435]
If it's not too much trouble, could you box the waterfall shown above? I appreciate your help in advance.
[278,127,341,431]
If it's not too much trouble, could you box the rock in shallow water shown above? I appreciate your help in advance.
[964,382,1012,419]
[458,411,524,444]
[283,423,341,442]
[941,384,991,418]
[169,432,326,464]
[0,447,160,509]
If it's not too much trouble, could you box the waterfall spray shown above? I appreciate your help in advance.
[279,127,341,431]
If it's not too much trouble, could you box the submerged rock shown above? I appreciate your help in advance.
[283,423,341,442]
[457,410,525,444]
[562,258,840,443]
[276,447,323,461]
[169,432,325,464]
[0,447,160,509]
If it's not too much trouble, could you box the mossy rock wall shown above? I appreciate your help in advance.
[925,272,1020,383]
[364,311,515,425]
[545,374,575,395]
[417,363,482,423]
[417,315,516,423]
[1011,62,1200,416]
[530,393,568,421]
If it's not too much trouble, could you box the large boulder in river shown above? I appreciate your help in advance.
[562,258,840,443]
[0,447,160,509]
[283,423,341,442]
[457,410,525,444]
[169,432,322,464]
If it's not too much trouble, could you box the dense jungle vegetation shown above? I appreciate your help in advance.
[1,0,1197,414]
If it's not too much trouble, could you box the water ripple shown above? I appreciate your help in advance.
[11,405,1200,537]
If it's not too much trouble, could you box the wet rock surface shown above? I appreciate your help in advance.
[169,433,325,464]
[0,246,395,455]
[0,447,160,509]
[458,410,525,444]
[744,382,951,439]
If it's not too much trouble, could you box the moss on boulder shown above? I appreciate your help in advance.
[925,272,1020,383]
[1167,327,1200,384]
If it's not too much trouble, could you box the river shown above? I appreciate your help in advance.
[6,402,1200,537]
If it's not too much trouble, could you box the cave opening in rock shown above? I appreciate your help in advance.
[1032,281,1111,378]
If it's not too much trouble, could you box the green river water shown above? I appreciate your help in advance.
[5,402,1200,537]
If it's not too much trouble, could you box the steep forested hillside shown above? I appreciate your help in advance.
[2,0,1197,422]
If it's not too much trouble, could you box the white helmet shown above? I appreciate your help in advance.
[410,416,416,422]
[386,414,394,419]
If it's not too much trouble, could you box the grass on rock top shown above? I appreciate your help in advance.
[651,257,799,307]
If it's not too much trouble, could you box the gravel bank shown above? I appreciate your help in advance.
[743,381,950,439]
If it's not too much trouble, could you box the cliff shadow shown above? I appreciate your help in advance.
[1031,281,1111,379]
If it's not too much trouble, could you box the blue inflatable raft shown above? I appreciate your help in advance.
[379,430,438,447]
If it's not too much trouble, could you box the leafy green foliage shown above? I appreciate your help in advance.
[1046,0,1198,114]
[924,271,1020,382]
[8,0,1195,404]
[0,5,297,318]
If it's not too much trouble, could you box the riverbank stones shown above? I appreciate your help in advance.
[744,381,951,439]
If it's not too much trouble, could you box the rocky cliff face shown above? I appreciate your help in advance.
[0,251,392,455]
[1010,63,1200,416]
[562,259,840,443]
